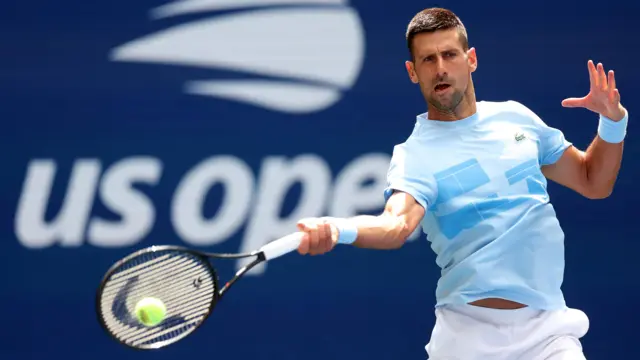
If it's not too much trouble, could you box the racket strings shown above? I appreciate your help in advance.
[98,249,217,349]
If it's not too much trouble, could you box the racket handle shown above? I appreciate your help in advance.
[260,232,304,260]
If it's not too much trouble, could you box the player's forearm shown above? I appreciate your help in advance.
[349,213,414,249]
[326,213,413,250]
[582,108,628,198]
[583,135,623,198]
[322,192,424,250]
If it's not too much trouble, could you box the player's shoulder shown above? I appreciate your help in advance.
[390,138,418,160]
[387,138,435,178]
[388,126,432,166]
[479,100,537,117]
[478,100,544,126]
[390,118,427,150]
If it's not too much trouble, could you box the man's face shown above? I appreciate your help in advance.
[405,29,477,113]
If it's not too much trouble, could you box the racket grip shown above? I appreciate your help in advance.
[260,232,304,260]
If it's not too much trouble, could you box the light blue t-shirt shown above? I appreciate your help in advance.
[384,100,572,310]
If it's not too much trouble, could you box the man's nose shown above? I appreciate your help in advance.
[435,57,447,78]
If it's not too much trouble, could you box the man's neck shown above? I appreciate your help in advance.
[427,99,477,121]
[427,87,478,121]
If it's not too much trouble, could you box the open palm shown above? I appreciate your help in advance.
[562,60,625,121]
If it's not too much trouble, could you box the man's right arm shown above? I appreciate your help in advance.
[296,191,425,255]
[347,190,425,249]
[297,141,434,255]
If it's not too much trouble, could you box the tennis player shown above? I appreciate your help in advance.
[295,7,628,360]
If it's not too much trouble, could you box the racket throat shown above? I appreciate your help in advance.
[218,256,264,298]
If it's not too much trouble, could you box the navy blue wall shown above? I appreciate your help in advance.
[1,1,637,359]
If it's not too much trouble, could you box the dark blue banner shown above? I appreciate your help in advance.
[1,1,636,359]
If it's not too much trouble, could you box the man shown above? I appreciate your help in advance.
[295,7,628,360]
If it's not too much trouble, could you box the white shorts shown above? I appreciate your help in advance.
[425,304,590,360]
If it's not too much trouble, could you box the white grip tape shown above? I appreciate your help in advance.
[259,232,303,260]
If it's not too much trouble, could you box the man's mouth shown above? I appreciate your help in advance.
[434,83,451,92]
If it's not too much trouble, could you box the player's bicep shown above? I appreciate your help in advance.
[383,190,426,235]
[383,143,435,236]
[541,145,591,196]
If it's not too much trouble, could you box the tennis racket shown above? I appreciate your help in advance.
[95,232,303,350]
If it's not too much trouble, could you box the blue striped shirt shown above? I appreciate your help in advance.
[385,100,571,310]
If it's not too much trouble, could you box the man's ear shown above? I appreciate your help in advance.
[467,47,478,73]
[405,61,419,84]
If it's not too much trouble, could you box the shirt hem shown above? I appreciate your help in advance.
[435,290,567,311]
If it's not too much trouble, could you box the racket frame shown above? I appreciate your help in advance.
[95,245,266,350]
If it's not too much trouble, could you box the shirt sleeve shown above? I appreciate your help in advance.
[383,142,438,210]
[511,101,572,166]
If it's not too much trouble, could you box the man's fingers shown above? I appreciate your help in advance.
[297,218,321,231]
[608,70,616,90]
[588,60,598,89]
[297,218,336,256]
[561,97,586,108]
[297,220,316,255]
[608,70,617,103]
[297,233,310,255]
[297,218,314,230]
[308,224,320,255]
[597,63,607,90]
[613,89,621,104]
[316,221,328,251]
[321,223,333,251]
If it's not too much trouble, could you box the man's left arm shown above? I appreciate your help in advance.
[541,60,628,199]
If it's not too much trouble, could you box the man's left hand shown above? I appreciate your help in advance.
[562,60,626,121]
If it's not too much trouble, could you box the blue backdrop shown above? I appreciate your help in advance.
[1,1,637,359]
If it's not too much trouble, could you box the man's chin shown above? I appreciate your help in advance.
[429,93,465,112]
[428,99,455,112]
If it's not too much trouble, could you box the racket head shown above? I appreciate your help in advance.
[95,245,219,350]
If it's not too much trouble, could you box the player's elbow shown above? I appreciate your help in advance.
[389,218,415,249]
[583,184,614,199]
[374,229,407,250]
[382,237,407,250]
[375,215,412,249]
[383,239,405,250]
[584,190,612,200]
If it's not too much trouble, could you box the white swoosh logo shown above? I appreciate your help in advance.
[151,0,348,19]
[186,80,341,113]
[110,6,365,114]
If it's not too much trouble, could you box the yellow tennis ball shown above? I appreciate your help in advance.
[135,297,166,327]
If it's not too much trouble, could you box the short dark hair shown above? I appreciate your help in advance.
[406,8,469,57]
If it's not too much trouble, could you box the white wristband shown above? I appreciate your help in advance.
[333,219,358,245]
[598,111,628,143]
